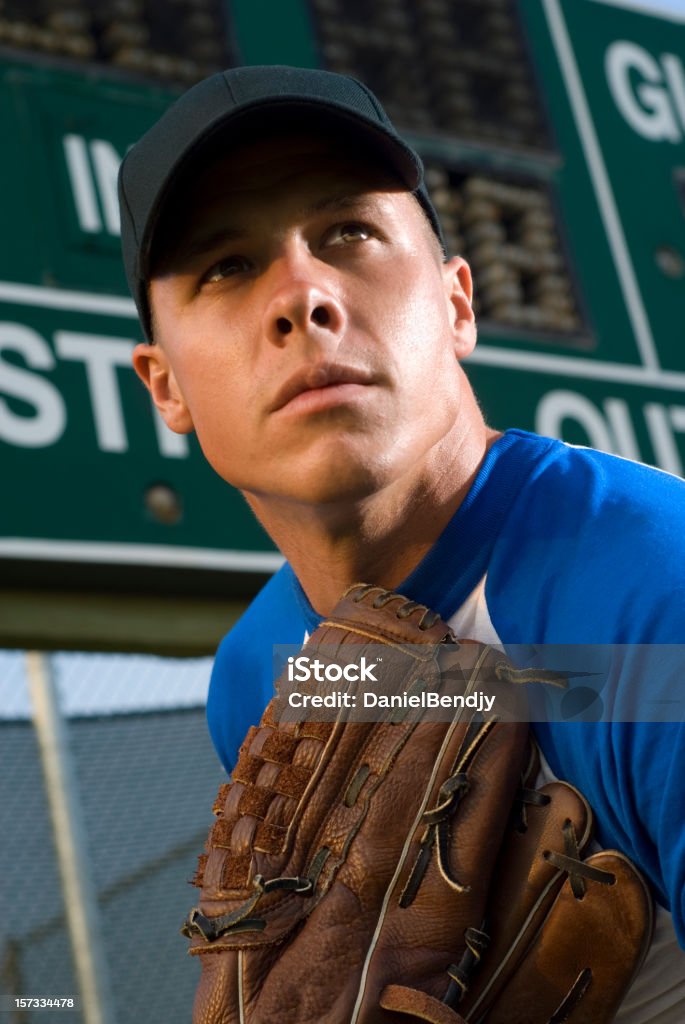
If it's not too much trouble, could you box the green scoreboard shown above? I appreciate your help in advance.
[1,0,684,581]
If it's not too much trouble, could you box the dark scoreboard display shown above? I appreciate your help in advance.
[1,0,684,575]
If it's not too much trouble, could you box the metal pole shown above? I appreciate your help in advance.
[26,651,116,1024]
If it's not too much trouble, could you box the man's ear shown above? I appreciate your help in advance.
[442,255,477,359]
[132,343,194,434]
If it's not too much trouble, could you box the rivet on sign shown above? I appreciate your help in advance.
[655,245,685,279]
[144,483,183,525]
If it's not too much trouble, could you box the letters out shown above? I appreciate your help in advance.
[536,389,685,476]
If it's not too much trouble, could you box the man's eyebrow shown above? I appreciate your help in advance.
[176,194,383,264]
[306,193,379,215]
[182,226,248,263]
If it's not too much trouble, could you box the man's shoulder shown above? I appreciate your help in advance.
[509,430,685,499]
[502,432,685,544]
[485,433,685,644]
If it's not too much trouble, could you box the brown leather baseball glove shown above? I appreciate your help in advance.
[183,584,653,1023]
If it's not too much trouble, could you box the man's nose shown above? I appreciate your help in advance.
[262,253,346,347]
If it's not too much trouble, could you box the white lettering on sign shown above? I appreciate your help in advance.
[0,321,188,458]
[603,397,641,461]
[63,134,123,235]
[605,41,685,143]
[55,332,135,452]
[89,140,122,234]
[0,323,66,447]
[537,390,614,451]
[536,389,685,475]
[643,402,683,475]
[63,135,102,233]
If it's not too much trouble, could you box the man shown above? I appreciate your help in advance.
[119,65,685,1020]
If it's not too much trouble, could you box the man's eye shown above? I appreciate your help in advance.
[325,222,372,246]
[202,256,252,283]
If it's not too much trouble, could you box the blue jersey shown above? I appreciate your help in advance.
[207,429,685,961]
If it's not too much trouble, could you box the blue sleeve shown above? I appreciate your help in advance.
[206,564,309,772]
[486,445,685,944]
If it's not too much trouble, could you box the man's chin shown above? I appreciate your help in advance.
[241,459,391,509]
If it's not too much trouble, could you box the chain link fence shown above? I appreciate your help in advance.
[0,650,227,1023]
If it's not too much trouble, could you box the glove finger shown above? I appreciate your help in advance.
[474,851,654,1024]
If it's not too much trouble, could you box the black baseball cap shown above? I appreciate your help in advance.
[118,64,445,338]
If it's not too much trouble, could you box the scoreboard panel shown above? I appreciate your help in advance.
[0,0,683,577]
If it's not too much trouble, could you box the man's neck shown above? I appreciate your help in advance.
[245,422,501,616]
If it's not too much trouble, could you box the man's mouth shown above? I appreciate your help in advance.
[270,363,376,413]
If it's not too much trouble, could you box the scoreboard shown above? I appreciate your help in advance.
[1,0,684,583]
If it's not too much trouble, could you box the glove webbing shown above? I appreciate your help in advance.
[186,717,505,945]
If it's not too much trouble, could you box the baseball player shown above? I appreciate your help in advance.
[119,66,685,1020]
